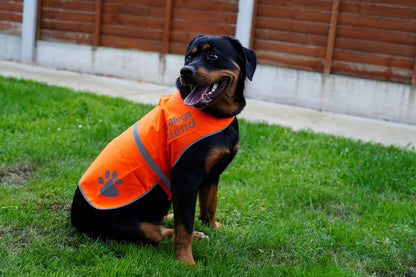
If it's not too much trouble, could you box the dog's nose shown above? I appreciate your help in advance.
[180,66,197,78]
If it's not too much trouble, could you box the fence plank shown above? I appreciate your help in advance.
[101,14,164,29]
[105,0,165,6]
[340,1,416,20]
[255,29,327,46]
[335,38,415,58]
[100,35,163,52]
[337,25,416,46]
[259,0,332,11]
[324,0,339,74]
[257,51,324,71]
[40,19,94,33]
[172,9,236,24]
[93,0,102,46]
[338,13,416,33]
[413,57,416,85]
[100,25,163,41]
[39,29,93,44]
[331,61,412,83]
[257,5,331,23]
[102,2,164,17]
[333,50,413,70]
[171,21,235,36]
[0,11,22,22]
[162,0,173,54]
[0,2,24,12]
[256,17,329,36]
[0,21,21,34]
[254,39,326,58]
[41,0,95,11]
[41,10,95,23]
[174,0,237,12]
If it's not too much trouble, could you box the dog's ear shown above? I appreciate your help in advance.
[243,48,257,81]
[223,36,257,81]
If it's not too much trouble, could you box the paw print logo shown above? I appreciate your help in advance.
[98,170,123,197]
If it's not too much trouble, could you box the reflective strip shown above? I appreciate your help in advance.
[172,117,235,168]
[78,181,159,210]
[132,122,172,192]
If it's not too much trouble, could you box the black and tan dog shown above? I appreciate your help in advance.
[71,34,257,266]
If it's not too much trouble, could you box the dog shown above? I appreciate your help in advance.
[71,34,257,266]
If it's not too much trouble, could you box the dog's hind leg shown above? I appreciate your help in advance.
[163,215,208,239]
[139,223,175,244]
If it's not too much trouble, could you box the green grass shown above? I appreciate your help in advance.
[1,76,416,276]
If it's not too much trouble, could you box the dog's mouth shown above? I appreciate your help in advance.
[184,78,230,106]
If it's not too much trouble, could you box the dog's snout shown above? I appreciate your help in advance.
[180,66,197,78]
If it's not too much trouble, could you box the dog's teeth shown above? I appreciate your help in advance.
[210,83,218,93]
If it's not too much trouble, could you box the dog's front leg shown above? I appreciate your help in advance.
[174,223,195,266]
[198,178,221,228]
[172,184,198,266]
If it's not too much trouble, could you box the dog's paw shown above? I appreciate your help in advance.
[193,231,209,240]
[164,213,174,221]
[98,170,123,197]
[212,221,222,229]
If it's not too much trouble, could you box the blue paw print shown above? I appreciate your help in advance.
[98,170,123,197]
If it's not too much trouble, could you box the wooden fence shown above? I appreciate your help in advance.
[251,0,416,84]
[37,0,238,54]
[1,0,415,85]
[0,0,23,34]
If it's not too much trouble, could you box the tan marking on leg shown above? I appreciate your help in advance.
[199,181,222,228]
[174,224,195,266]
[193,231,208,239]
[139,222,162,244]
[160,226,174,238]
[205,147,230,173]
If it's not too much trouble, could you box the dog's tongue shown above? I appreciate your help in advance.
[184,86,210,106]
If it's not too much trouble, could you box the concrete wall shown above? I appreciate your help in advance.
[247,65,416,125]
[0,33,21,60]
[0,33,415,125]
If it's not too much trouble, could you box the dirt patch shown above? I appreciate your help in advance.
[0,163,35,186]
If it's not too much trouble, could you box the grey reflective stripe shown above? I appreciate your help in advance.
[172,118,235,168]
[78,181,159,210]
[132,122,172,191]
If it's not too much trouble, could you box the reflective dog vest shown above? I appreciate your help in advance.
[78,91,235,210]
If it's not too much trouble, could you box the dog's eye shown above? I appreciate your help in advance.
[207,52,219,61]
[185,55,192,63]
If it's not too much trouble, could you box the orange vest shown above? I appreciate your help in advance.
[78,91,235,210]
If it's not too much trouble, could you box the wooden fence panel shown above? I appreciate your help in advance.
[39,0,96,44]
[169,0,238,55]
[331,0,416,83]
[0,0,23,34]
[36,0,237,55]
[252,0,416,84]
[252,0,333,71]
[100,0,166,52]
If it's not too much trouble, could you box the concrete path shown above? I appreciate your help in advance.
[1,60,415,150]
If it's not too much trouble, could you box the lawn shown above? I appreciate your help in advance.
[1,76,415,276]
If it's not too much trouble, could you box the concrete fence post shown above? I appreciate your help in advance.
[235,0,256,48]
[21,0,38,63]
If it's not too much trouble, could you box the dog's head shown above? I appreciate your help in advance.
[176,35,257,117]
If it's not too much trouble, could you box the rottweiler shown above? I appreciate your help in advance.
[71,34,257,266]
